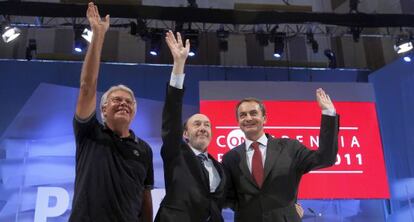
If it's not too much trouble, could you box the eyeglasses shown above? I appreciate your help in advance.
[109,96,135,106]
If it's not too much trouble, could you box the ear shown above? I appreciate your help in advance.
[183,130,189,139]
[183,130,190,142]
[102,105,107,117]
[263,115,267,124]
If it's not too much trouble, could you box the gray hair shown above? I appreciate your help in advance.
[100,84,137,123]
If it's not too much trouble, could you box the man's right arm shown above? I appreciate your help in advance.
[160,31,190,160]
[75,2,109,119]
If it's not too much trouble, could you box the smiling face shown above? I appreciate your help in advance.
[102,89,136,128]
[237,101,266,141]
[183,114,212,152]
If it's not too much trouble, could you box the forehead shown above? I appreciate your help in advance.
[108,90,133,99]
[238,101,261,113]
[188,114,210,124]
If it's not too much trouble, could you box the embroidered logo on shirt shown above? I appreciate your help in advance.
[133,150,140,157]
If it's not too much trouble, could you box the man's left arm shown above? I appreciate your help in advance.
[296,88,339,172]
[141,189,153,222]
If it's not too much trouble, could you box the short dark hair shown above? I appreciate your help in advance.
[235,97,266,120]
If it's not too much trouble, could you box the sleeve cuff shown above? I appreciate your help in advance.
[322,109,336,116]
[169,73,185,89]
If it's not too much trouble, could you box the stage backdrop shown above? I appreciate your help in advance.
[200,81,389,199]
[1,60,389,222]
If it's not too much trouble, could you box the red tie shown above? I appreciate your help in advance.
[251,141,264,188]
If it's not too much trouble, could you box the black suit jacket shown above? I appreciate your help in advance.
[155,85,226,222]
[222,115,339,222]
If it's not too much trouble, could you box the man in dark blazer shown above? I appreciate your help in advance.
[222,90,339,222]
[154,31,226,222]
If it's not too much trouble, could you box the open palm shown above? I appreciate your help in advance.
[86,2,109,35]
[165,30,190,63]
[316,88,335,111]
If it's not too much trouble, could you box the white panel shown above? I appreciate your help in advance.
[341,36,367,68]
[117,31,146,63]
[221,34,247,66]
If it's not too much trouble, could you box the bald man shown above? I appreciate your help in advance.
[154,31,226,222]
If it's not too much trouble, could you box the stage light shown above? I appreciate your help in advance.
[185,29,199,57]
[394,34,413,54]
[349,0,359,13]
[403,53,412,62]
[187,0,198,8]
[217,26,229,52]
[73,26,88,53]
[324,49,337,68]
[306,31,319,53]
[82,28,93,43]
[148,30,162,56]
[1,24,21,43]
[273,35,284,59]
[131,19,150,41]
[25,38,37,61]
[403,56,411,62]
[350,26,362,43]
[255,29,269,47]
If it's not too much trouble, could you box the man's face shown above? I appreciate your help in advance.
[102,90,136,126]
[184,114,212,152]
[237,101,266,140]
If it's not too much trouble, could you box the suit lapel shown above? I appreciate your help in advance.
[236,143,258,188]
[263,137,283,183]
[183,144,210,191]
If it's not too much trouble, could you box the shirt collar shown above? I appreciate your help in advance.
[245,133,268,151]
[188,144,208,158]
[103,124,137,144]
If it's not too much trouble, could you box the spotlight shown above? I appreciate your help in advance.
[273,34,285,59]
[175,22,184,33]
[185,29,199,57]
[82,28,93,43]
[217,26,229,52]
[306,31,319,53]
[324,49,337,68]
[25,38,37,61]
[187,0,198,8]
[403,53,413,62]
[255,29,269,47]
[350,27,362,43]
[148,29,163,56]
[350,0,359,13]
[394,34,413,54]
[131,19,150,41]
[1,23,21,43]
[73,26,88,53]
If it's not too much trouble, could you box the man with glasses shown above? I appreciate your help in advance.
[69,3,153,222]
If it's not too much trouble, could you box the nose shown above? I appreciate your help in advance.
[244,114,253,121]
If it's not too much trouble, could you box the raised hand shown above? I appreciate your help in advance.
[86,2,110,37]
[165,30,190,64]
[316,88,335,111]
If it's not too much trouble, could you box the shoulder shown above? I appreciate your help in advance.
[222,144,244,161]
[135,137,153,154]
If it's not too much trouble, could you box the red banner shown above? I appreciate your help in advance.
[200,100,390,199]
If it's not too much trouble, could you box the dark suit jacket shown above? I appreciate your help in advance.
[222,115,339,222]
[154,85,226,222]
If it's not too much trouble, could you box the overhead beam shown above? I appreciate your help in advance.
[1,1,414,27]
